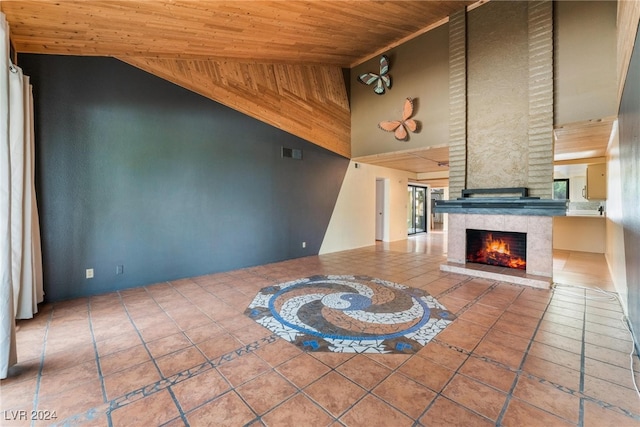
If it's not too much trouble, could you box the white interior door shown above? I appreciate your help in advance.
[375,179,385,240]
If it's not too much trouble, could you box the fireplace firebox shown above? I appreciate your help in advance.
[466,229,527,270]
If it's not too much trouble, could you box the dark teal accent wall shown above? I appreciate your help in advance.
[19,55,349,302]
[618,24,640,349]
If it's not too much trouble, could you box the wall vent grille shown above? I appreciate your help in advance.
[282,147,303,160]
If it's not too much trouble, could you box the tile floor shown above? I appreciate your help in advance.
[1,232,639,426]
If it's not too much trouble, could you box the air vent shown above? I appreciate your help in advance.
[281,147,303,160]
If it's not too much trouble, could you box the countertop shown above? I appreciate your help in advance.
[564,210,605,218]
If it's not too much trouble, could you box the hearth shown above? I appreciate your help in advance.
[466,229,527,270]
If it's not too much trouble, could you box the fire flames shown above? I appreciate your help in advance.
[470,233,526,270]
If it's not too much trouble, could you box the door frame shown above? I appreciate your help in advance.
[407,184,428,235]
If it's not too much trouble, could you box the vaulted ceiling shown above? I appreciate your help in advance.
[1,0,476,159]
[3,0,630,176]
[3,0,475,66]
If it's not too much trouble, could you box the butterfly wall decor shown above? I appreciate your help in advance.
[379,98,419,141]
[357,55,391,95]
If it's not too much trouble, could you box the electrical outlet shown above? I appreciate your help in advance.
[116,265,124,275]
[302,241,306,248]
[86,268,94,279]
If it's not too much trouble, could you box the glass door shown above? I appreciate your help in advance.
[407,185,427,235]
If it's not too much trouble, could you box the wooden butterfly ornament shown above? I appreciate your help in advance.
[357,55,391,95]
[379,98,419,141]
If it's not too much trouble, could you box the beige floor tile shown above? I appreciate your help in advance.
[185,391,256,426]
[512,375,580,424]
[372,372,436,419]
[5,233,635,426]
[502,398,574,427]
[110,389,179,427]
[261,393,332,426]
[171,367,230,413]
[305,371,366,417]
[442,374,507,421]
[236,371,297,415]
[457,357,517,393]
[103,360,160,401]
[335,355,392,390]
[420,396,494,427]
[217,353,272,387]
[340,394,413,427]
[276,353,331,389]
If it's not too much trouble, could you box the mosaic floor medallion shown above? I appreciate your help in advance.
[244,275,456,354]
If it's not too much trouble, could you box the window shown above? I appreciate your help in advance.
[553,179,569,200]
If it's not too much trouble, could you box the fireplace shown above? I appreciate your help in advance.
[433,188,564,289]
[466,229,526,270]
[437,213,553,288]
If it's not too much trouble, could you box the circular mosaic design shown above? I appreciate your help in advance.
[245,275,455,354]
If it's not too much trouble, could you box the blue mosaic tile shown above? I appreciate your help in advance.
[244,275,456,354]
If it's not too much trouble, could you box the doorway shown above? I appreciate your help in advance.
[375,179,387,241]
[407,185,427,235]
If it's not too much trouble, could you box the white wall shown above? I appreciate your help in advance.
[320,161,414,254]
[604,121,628,313]
[554,0,617,125]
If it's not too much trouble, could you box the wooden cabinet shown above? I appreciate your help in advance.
[585,163,606,200]
[571,176,587,201]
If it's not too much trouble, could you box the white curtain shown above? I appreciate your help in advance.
[1,12,44,380]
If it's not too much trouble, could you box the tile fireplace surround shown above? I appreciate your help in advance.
[442,214,553,289]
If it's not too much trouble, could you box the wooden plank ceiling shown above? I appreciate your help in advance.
[2,0,475,159]
[553,116,616,162]
[353,146,450,174]
[3,0,619,177]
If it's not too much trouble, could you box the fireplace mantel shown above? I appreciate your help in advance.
[434,187,567,216]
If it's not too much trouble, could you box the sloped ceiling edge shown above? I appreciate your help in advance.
[118,57,351,158]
